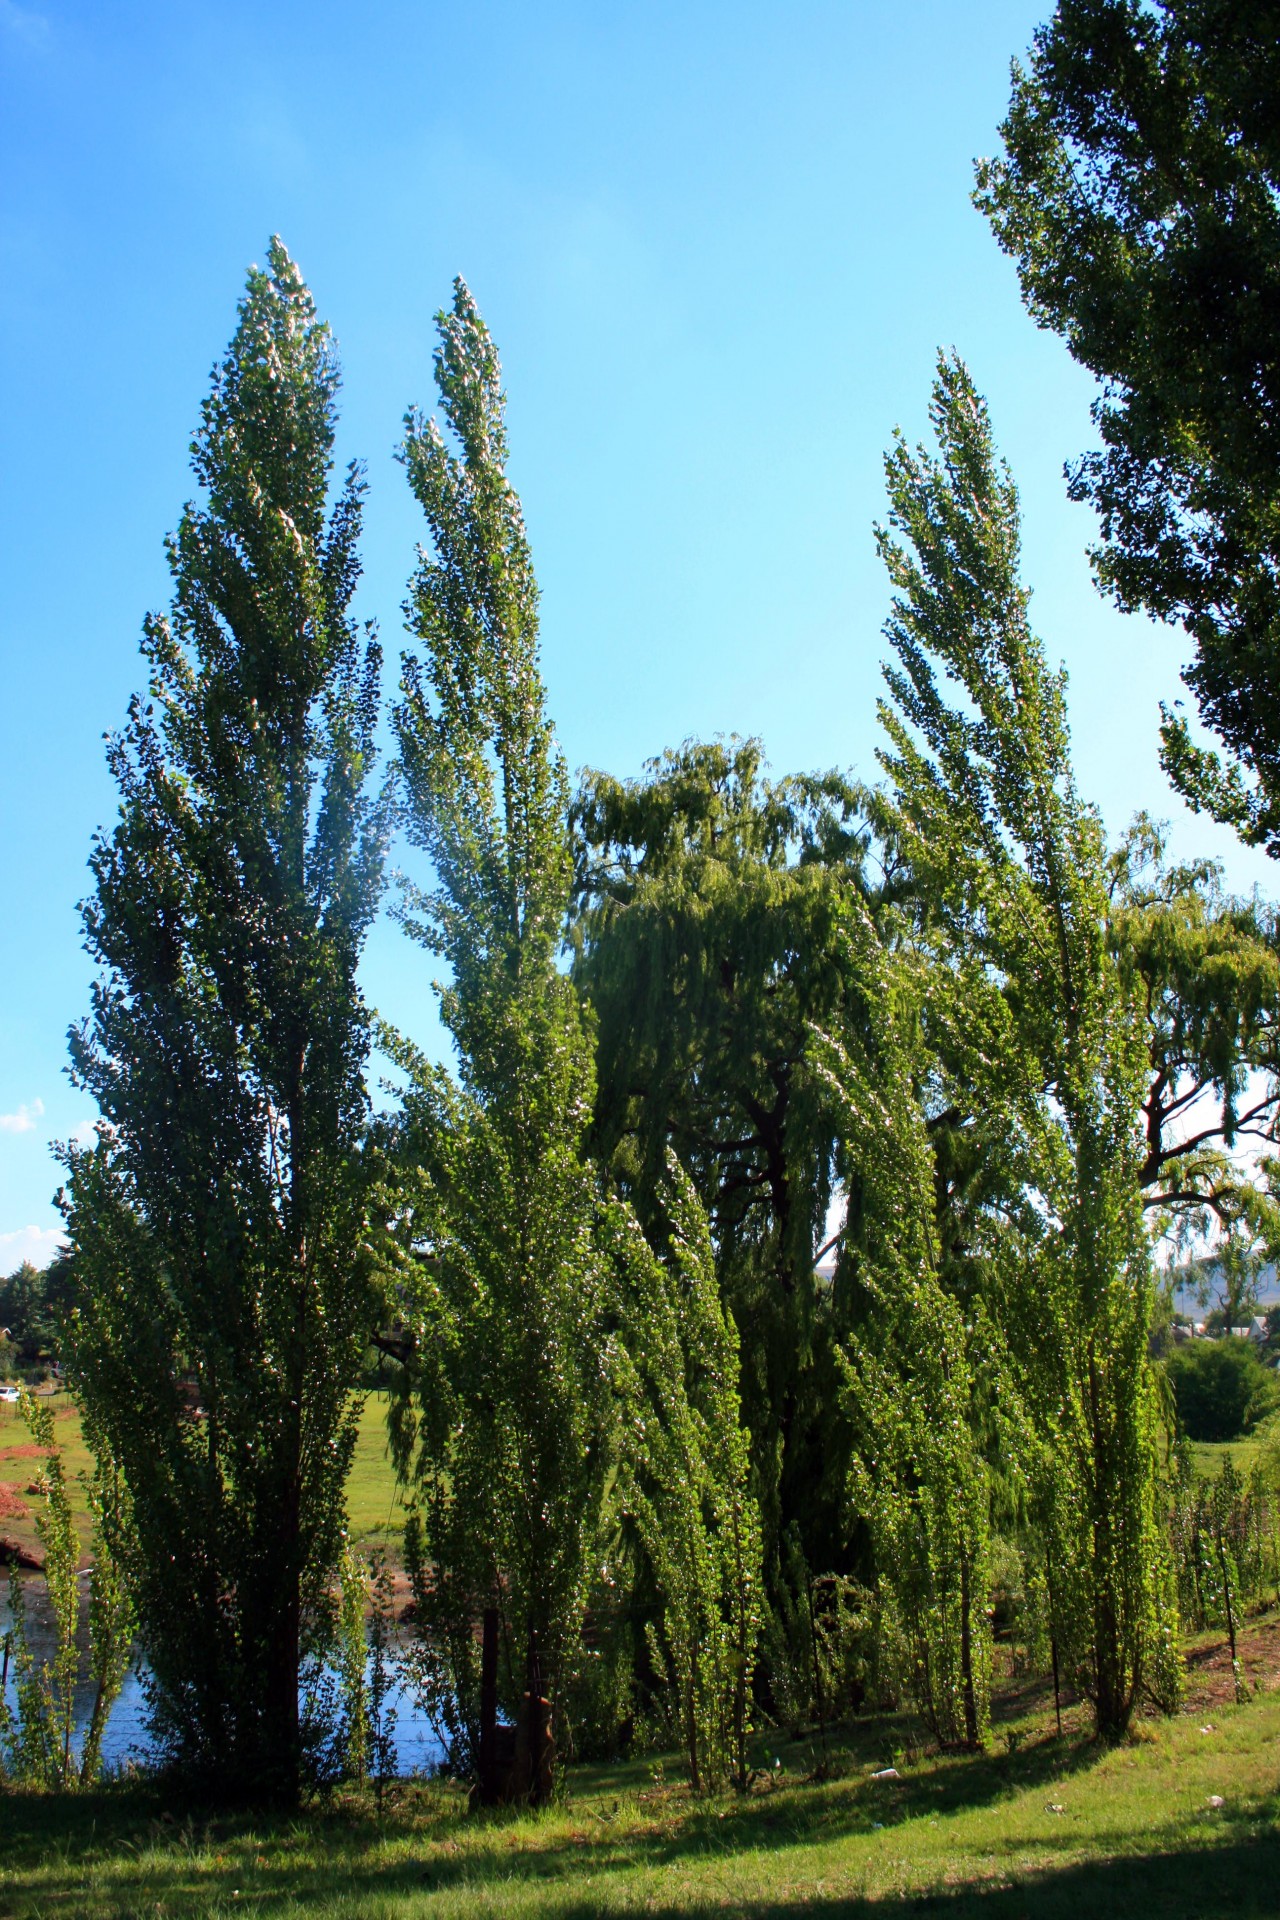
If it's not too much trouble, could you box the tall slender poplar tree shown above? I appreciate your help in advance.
[388,282,616,1788]
[61,240,387,1797]
[609,1158,763,1791]
[873,354,1175,1738]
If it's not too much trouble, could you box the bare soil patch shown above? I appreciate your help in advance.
[0,1534,41,1568]
[0,1480,32,1520]
[1182,1610,1280,1708]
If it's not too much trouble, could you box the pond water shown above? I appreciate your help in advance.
[0,1575,447,1779]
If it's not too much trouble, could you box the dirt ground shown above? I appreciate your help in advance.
[1183,1609,1280,1710]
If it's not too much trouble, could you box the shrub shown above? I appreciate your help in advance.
[1166,1340,1279,1443]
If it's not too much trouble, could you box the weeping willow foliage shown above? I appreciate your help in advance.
[572,741,875,1581]
[1107,816,1280,1234]
[814,926,995,1751]
[873,352,1178,1738]
[609,1157,763,1791]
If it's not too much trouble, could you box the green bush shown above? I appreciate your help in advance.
[1166,1339,1280,1442]
[0,1257,73,1372]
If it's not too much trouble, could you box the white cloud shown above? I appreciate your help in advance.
[0,1099,44,1136]
[70,1119,98,1148]
[0,1224,66,1270]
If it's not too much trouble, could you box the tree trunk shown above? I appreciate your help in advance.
[1215,1524,1246,1704]
[1088,1344,1133,1741]
[479,1606,499,1800]
[959,1550,980,1748]
[260,1469,302,1802]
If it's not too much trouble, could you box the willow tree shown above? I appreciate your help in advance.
[814,929,997,1751]
[61,240,387,1798]
[572,741,874,1579]
[387,282,616,1789]
[1107,818,1280,1236]
[873,353,1176,1738]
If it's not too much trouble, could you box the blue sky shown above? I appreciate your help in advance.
[1,0,1272,1264]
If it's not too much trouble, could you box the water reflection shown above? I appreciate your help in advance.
[0,1574,446,1779]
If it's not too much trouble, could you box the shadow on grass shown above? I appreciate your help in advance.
[661,1726,1104,1868]
[0,1724,1103,1876]
[0,1731,1163,1920]
[3,1804,1277,1919]
[566,1828,1280,1917]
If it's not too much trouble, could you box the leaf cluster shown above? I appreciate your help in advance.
[976,0,1280,845]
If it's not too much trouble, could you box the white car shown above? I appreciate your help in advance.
[0,1385,20,1403]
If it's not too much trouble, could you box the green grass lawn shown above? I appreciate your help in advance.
[7,1401,1280,1914]
[2,1401,1254,1570]
[2,1685,1279,1916]
[7,1396,1262,1569]
[345,1392,410,1552]
[1188,1433,1268,1480]
[0,1391,406,1566]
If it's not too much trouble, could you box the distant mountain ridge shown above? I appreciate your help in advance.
[1167,1260,1280,1318]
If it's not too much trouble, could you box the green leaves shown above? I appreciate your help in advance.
[396,278,568,981]
[1108,816,1280,1236]
[814,948,995,1751]
[609,1156,763,1790]
[976,2,1280,850]
[389,284,616,1788]
[874,352,1170,1739]
[63,239,387,1796]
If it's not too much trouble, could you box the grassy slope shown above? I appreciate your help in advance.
[0,1393,406,1566]
[1,1689,1279,1916]
[5,1407,1279,1914]
[1189,1433,1267,1480]
[343,1394,409,1551]
[0,1394,95,1559]
[4,1394,1253,1570]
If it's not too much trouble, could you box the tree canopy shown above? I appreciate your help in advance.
[976,0,1280,848]
[873,351,1173,1736]
[385,281,626,1792]
[61,238,388,1800]
[572,743,878,1578]
[28,141,1280,1800]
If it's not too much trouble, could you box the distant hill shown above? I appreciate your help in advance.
[1167,1260,1280,1318]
